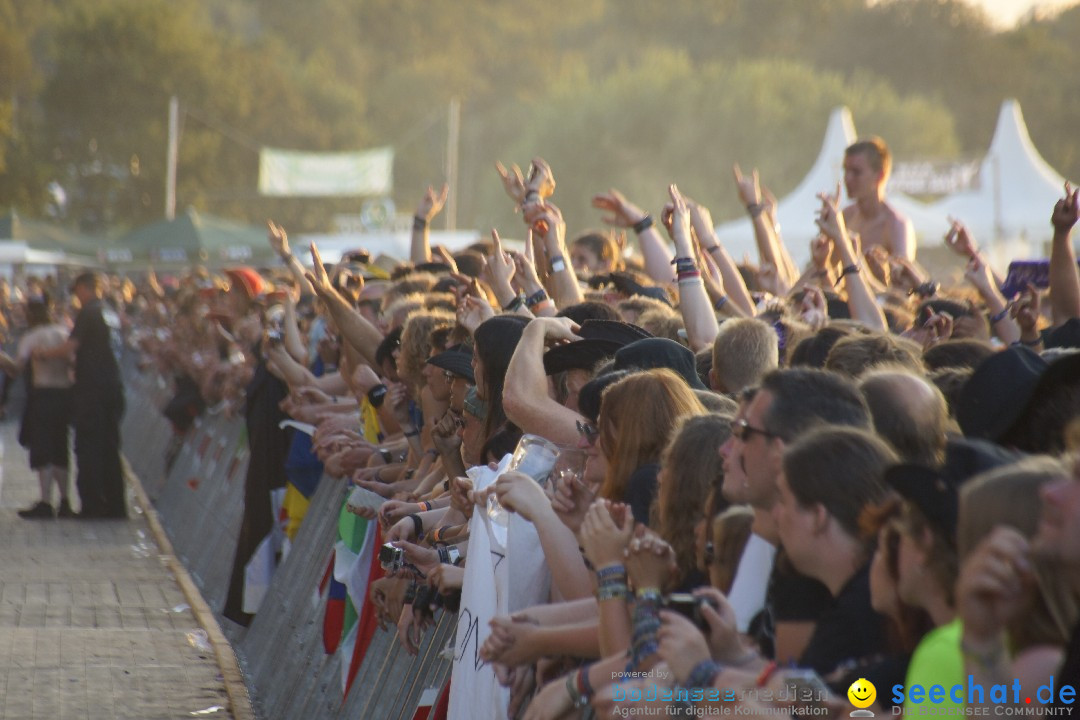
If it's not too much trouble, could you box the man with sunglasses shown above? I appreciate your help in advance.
[721,367,873,664]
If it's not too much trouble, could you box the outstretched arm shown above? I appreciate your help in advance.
[593,189,674,284]
[816,187,887,332]
[1050,182,1080,325]
[668,184,720,351]
[305,242,384,368]
[410,183,448,264]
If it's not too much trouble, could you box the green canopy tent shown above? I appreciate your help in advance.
[116,208,274,269]
[0,210,99,266]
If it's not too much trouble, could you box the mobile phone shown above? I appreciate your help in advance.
[663,593,719,631]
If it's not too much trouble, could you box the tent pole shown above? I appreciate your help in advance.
[445,97,460,231]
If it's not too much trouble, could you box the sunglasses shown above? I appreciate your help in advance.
[730,418,778,442]
[576,420,599,446]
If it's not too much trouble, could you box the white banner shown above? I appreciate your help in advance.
[258,146,394,197]
[890,159,981,195]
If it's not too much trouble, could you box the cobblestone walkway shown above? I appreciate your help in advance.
[0,418,232,720]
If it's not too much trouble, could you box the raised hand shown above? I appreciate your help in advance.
[732,164,762,207]
[1052,181,1080,234]
[814,186,847,243]
[305,242,335,298]
[456,295,494,335]
[667,184,692,248]
[809,234,832,270]
[495,161,527,205]
[486,228,517,292]
[416,183,449,223]
[267,220,290,257]
[1011,283,1041,334]
[799,286,828,331]
[524,157,556,200]
[963,253,995,295]
[592,189,647,229]
[944,218,979,258]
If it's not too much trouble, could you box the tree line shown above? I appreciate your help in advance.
[0,0,1076,240]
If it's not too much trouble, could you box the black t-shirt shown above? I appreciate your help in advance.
[798,564,888,677]
[625,463,660,526]
[71,298,121,394]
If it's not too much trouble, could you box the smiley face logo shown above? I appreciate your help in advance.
[848,678,876,711]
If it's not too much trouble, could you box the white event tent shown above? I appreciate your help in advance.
[930,100,1069,267]
[712,100,1068,269]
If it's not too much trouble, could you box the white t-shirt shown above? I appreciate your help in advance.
[726,532,777,632]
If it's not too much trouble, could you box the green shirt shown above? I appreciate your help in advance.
[904,618,965,714]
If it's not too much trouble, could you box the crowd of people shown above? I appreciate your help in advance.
[6,137,1078,718]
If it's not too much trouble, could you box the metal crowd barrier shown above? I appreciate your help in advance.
[121,355,454,720]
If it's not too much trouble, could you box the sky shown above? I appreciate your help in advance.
[967,0,1077,26]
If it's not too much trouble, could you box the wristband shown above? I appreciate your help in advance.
[687,660,722,690]
[1015,336,1042,347]
[403,426,420,438]
[413,215,428,231]
[565,674,586,708]
[632,214,654,234]
[502,294,524,312]
[834,263,860,286]
[755,661,778,687]
[746,202,765,218]
[524,288,548,308]
[523,189,540,203]
[549,255,566,273]
[407,514,423,538]
[714,295,729,311]
[418,501,432,512]
[990,306,1010,324]
[635,587,662,602]
[579,664,595,700]
[597,583,628,602]
[596,564,627,581]
[367,384,388,408]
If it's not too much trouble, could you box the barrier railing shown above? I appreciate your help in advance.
[121,357,453,720]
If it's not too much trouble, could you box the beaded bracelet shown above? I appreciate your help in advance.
[597,583,628,602]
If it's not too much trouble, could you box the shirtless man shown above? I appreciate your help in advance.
[842,137,916,261]
[0,293,74,518]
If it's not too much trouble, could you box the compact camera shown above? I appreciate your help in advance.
[662,593,720,631]
[378,543,405,573]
